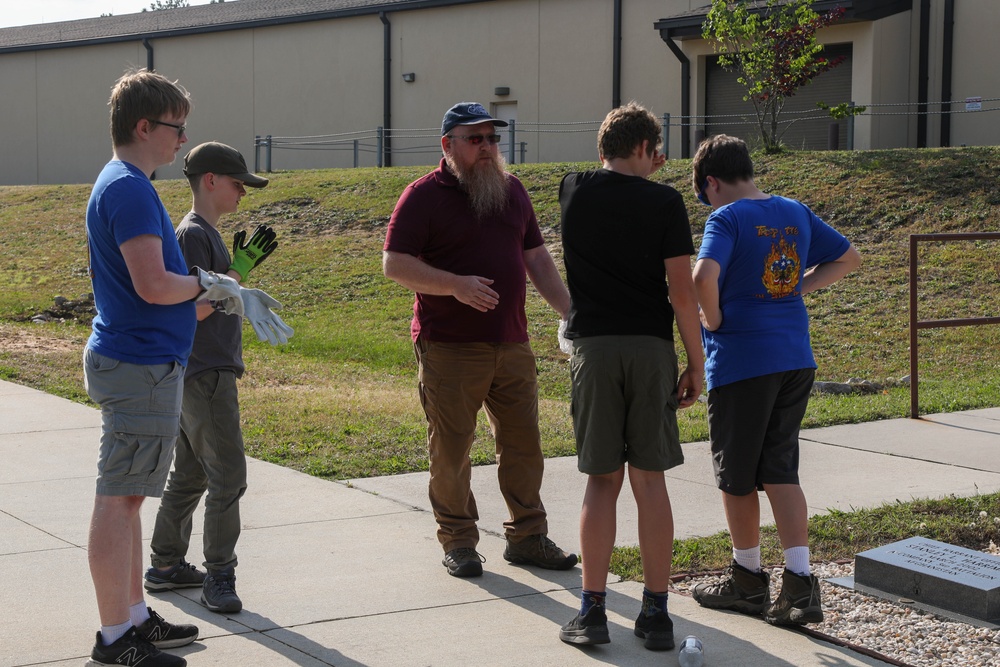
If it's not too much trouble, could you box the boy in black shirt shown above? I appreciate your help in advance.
[557,103,704,650]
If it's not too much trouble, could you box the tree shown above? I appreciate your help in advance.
[702,0,857,153]
[143,0,190,11]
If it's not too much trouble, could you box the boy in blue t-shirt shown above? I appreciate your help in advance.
[83,69,248,667]
[690,135,860,627]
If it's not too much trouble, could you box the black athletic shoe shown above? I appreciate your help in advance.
[559,605,610,646]
[633,609,675,651]
[136,608,199,649]
[442,547,485,577]
[144,559,205,592]
[87,627,186,667]
[202,567,243,613]
[692,560,771,615]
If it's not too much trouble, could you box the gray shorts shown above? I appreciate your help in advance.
[83,347,184,497]
[569,335,682,475]
[706,368,815,495]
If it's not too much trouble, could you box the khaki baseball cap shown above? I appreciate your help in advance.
[183,141,269,188]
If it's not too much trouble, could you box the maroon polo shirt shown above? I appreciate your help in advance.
[384,159,544,343]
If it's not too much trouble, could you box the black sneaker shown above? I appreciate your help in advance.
[144,559,205,592]
[559,605,610,645]
[442,547,485,578]
[633,609,675,651]
[136,608,199,649]
[765,569,824,626]
[692,560,771,615]
[503,534,578,570]
[87,627,186,667]
[202,567,243,613]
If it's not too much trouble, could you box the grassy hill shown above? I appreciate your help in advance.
[1,147,999,481]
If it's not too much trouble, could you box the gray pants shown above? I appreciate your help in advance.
[150,369,247,572]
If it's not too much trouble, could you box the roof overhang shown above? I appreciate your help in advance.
[655,0,912,41]
[0,0,494,54]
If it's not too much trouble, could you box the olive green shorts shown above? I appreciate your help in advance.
[569,335,682,475]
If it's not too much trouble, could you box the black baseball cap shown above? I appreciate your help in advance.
[441,102,508,136]
[183,141,269,188]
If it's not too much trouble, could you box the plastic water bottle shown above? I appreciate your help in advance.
[678,634,704,667]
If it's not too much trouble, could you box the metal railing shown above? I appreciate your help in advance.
[908,232,1000,418]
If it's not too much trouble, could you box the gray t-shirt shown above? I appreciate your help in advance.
[175,212,244,380]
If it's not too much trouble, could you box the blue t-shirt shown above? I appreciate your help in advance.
[697,195,850,391]
[86,160,196,365]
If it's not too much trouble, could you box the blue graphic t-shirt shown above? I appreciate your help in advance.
[697,195,850,391]
[86,160,196,365]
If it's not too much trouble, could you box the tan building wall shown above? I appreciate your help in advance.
[865,10,914,149]
[0,51,40,185]
[945,0,999,147]
[0,1,997,186]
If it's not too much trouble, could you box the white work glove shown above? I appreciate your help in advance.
[557,319,573,355]
[240,287,294,345]
[194,267,244,317]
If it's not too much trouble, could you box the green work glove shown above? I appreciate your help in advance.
[229,224,278,281]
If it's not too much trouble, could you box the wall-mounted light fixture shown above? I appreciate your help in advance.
[402,72,416,83]
[494,86,510,96]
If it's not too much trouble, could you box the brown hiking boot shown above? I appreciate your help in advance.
[692,560,770,615]
[765,569,824,625]
[503,534,578,570]
[442,547,485,577]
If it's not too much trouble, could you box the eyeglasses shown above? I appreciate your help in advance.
[149,118,187,138]
[447,133,502,146]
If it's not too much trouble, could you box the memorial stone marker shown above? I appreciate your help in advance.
[855,536,1000,623]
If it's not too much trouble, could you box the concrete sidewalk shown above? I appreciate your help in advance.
[2,377,999,666]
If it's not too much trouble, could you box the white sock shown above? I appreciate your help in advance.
[100,620,132,646]
[784,546,811,576]
[129,602,151,627]
[733,546,761,572]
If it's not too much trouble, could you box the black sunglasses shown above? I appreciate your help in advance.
[447,133,502,146]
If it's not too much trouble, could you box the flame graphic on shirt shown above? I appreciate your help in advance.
[761,237,800,298]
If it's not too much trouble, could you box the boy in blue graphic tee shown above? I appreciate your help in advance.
[690,135,861,627]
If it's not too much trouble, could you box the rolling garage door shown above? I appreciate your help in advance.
[705,43,853,150]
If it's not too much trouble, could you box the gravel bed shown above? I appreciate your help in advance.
[672,555,1000,666]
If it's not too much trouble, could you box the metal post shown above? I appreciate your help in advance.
[662,114,670,158]
[909,235,918,418]
[508,120,516,165]
[828,123,840,151]
[254,135,261,173]
[847,102,855,151]
[265,135,272,173]
[354,140,360,168]
[519,141,527,164]
[376,127,384,168]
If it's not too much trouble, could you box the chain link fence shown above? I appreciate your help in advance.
[254,97,1000,172]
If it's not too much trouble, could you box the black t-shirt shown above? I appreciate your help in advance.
[559,169,694,340]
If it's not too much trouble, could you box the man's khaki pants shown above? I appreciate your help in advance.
[414,340,549,552]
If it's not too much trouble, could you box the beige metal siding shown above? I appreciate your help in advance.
[947,0,1000,147]
[1,1,999,185]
